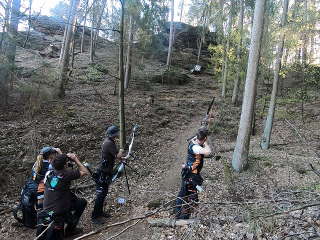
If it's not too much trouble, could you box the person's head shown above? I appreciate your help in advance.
[106,125,119,139]
[52,154,68,170]
[40,147,58,161]
[34,147,58,174]
[196,127,209,144]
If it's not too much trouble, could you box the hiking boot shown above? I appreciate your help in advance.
[91,217,105,225]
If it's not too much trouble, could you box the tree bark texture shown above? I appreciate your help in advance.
[93,0,107,51]
[80,0,89,53]
[58,0,80,98]
[232,0,266,172]
[0,0,21,106]
[260,0,289,150]
[197,6,209,66]
[166,0,174,68]
[119,0,126,149]
[301,0,308,65]
[221,11,233,98]
[124,15,133,89]
[59,3,72,65]
[231,0,244,105]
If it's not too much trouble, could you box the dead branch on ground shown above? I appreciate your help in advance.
[106,219,142,240]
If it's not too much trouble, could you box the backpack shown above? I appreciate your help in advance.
[13,178,38,228]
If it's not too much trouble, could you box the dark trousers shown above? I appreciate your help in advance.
[175,179,199,219]
[36,196,87,240]
[92,181,110,219]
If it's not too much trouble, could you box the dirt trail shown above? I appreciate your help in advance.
[160,115,203,193]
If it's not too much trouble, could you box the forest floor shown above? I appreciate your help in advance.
[0,38,320,240]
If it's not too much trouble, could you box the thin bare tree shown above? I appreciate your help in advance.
[260,0,289,150]
[124,14,133,89]
[58,0,80,98]
[119,0,126,149]
[221,7,233,98]
[166,0,174,68]
[232,0,266,172]
[80,0,89,53]
[231,0,244,105]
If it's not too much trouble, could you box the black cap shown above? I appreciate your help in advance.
[52,154,68,170]
[106,125,120,137]
[197,127,209,140]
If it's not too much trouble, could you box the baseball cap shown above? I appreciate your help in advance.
[106,125,120,137]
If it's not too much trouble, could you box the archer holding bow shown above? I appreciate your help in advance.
[91,125,124,224]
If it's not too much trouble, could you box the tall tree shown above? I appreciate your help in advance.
[90,0,97,63]
[124,14,133,89]
[80,0,89,53]
[232,0,266,172]
[119,0,126,149]
[166,0,174,68]
[260,0,289,150]
[22,0,32,48]
[196,6,209,65]
[0,0,21,106]
[221,6,233,98]
[231,0,244,105]
[58,0,80,98]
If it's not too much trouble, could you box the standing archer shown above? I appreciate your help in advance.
[175,127,212,219]
[91,125,124,224]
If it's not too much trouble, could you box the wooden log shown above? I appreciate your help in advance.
[147,218,200,227]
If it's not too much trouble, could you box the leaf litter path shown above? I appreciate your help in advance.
[82,115,204,240]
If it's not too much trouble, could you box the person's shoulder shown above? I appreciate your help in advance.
[191,144,203,154]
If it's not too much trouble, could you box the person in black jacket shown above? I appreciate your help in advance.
[175,127,211,219]
[91,125,123,224]
[36,153,89,239]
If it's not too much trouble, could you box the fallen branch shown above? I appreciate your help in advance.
[255,202,320,219]
[106,219,142,240]
[74,198,175,240]
[34,222,54,240]
[147,218,199,227]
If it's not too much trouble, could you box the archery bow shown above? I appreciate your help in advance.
[111,124,139,194]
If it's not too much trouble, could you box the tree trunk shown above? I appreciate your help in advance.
[93,0,107,51]
[166,0,174,68]
[58,0,80,98]
[301,0,308,65]
[0,0,12,52]
[80,0,89,53]
[6,0,21,63]
[23,0,32,48]
[260,0,289,150]
[221,11,233,98]
[231,0,244,105]
[179,0,184,22]
[124,15,133,89]
[232,0,266,172]
[119,0,126,149]
[0,0,21,106]
[90,0,97,63]
[70,20,77,69]
[196,18,206,65]
[90,18,95,63]
[59,4,72,65]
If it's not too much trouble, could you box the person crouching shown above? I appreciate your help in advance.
[36,153,89,240]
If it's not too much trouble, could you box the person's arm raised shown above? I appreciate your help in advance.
[67,153,89,177]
